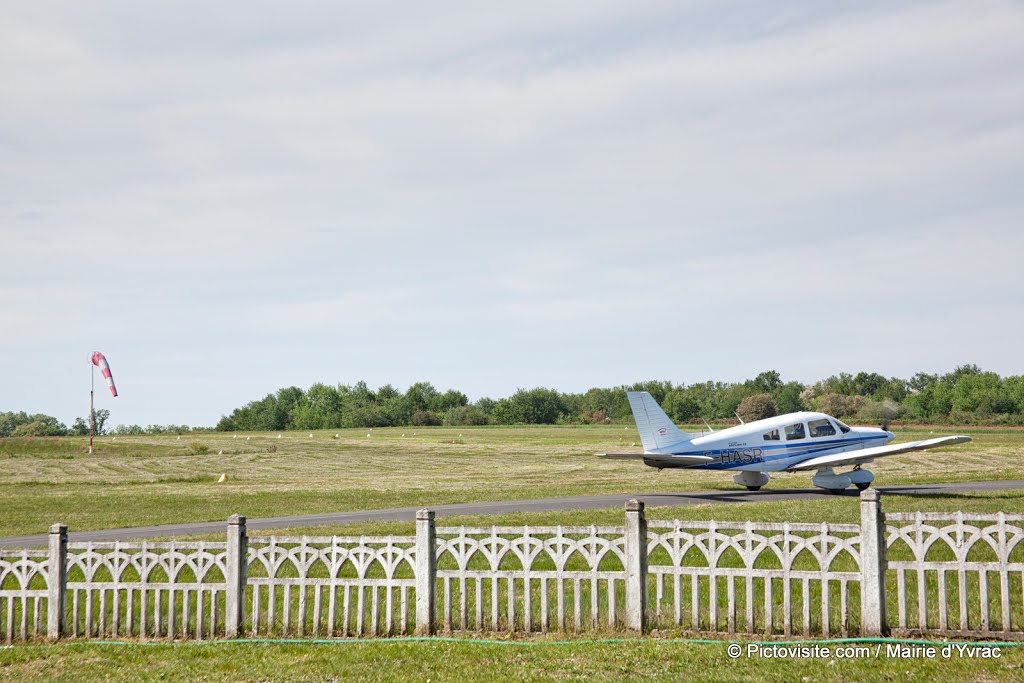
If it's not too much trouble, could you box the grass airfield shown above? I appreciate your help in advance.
[1,424,1022,539]
[4,425,1024,682]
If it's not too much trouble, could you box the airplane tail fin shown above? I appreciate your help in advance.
[626,391,696,452]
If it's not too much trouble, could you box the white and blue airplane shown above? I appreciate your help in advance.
[599,391,972,494]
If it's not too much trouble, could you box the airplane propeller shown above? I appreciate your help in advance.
[880,404,895,432]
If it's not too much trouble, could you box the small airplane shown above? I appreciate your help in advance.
[598,391,972,494]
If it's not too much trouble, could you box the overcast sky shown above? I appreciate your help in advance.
[2,1,1022,427]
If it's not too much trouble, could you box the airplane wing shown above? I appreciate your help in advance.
[787,436,972,472]
[596,453,714,466]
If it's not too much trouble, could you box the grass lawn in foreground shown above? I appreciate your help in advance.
[1,639,1023,683]
[0,424,1020,538]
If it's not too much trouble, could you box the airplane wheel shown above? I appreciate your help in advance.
[855,483,871,491]
[746,486,762,492]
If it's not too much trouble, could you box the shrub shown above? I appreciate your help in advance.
[411,410,442,427]
[578,409,610,425]
[443,406,489,426]
[816,393,866,418]
[10,421,66,438]
[736,394,777,422]
[187,442,210,455]
[856,399,905,425]
[4,412,67,437]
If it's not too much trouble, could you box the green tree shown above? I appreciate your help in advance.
[474,397,497,417]
[748,370,782,394]
[219,392,290,431]
[112,424,145,435]
[432,389,468,414]
[819,372,856,395]
[1,411,33,437]
[908,372,937,392]
[853,372,888,397]
[92,409,110,435]
[773,382,806,414]
[663,389,700,423]
[71,417,89,436]
[290,383,342,430]
[377,384,400,401]
[625,380,673,405]
[949,371,1013,416]
[491,388,567,424]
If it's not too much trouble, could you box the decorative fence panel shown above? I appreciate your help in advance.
[0,549,48,642]
[65,541,229,639]
[885,511,1024,637]
[6,492,1024,641]
[646,519,862,637]
[246,535,417,637]
[434,525,626,633]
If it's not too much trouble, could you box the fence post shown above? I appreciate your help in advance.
[225,514,248,638]
[415,509,437,635]
[46,523,67,639]
[625,499,648,632]
[859,489,890,636]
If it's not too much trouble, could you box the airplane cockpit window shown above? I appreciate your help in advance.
[835,420,852,434]
[811,419,835,436]
[763,429,780,441]
[808,418,836,438]
[785,423,806,440]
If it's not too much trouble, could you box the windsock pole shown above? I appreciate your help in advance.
[89,361,94,454]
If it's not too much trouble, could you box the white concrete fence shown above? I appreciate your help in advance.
[2,490,1023,641]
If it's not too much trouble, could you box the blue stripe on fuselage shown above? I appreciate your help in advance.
[657,434,888,471]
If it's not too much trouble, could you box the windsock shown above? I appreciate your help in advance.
[91,351,118,397]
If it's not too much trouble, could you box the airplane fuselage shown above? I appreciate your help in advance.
[641,411,894,472]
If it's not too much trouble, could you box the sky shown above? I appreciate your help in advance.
[2,1,1023,427]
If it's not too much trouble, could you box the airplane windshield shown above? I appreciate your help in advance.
[808,418,836,438]
[835,420,852,434]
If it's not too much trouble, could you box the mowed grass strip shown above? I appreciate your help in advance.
[0,425,1020,538]
[227,490,1024,540]
[1,639,1023,683]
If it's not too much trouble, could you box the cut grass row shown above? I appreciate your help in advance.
[2,638,1023,682]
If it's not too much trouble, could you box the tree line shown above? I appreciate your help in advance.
[0,410,209,438]
[4,365,1023,438]
[214,365,1024,431]
[0,410,109,438]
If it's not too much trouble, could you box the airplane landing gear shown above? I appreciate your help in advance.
[848,467,875,491]
[812,468,851,494]
[733,471,770,491]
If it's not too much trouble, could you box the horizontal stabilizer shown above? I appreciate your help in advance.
[597,453,714,466]
[787,435,972,472]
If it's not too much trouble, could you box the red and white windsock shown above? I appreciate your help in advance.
[90,351,118,397]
